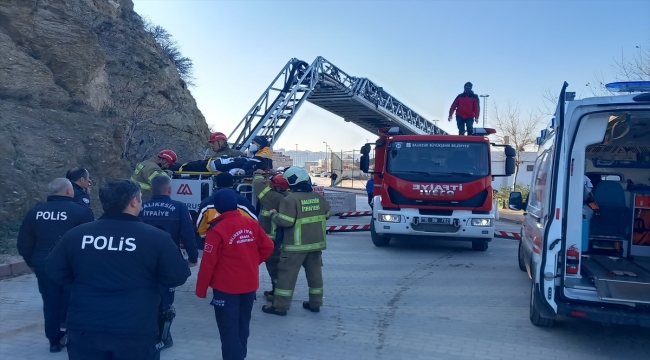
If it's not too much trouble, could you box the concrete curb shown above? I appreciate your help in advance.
[0,260,31,278]
[325,187,367,195]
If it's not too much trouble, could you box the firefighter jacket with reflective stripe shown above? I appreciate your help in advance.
[195,189,257,238]
[253,175,288,239]
[271,191,330,252]
[131,157,167,191]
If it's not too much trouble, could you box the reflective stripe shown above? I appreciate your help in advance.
[309,288,323,295]
[274,288,293,297]
[277,213,295,223]
[133,163,144,175]
[131,177,151,191]
[261,210,271,216]
[283,241,326,252]
[257,186,271,199]
[293,215,327,246]
[266,233,275,240]
[147,170,165,182]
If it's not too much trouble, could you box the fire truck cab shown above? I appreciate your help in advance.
[360,126,516,251]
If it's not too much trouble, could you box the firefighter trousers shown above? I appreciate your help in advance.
[265,247,281,289]
[273,251,323,312]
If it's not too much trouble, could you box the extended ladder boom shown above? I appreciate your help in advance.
[229,56,446,151]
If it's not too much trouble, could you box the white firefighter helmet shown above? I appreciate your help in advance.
[283,166,310,186]
[276,167,285,173]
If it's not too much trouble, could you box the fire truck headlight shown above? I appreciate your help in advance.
[379,214,401,223]
[471,218,493,227]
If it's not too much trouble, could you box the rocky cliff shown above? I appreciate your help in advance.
[0,0,210,225]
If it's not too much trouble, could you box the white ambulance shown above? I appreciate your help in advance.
[509,81,650,328]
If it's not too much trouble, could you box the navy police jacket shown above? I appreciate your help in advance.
[45,212,191,336]
[139,194,199,263]
[17,196,94,267]
[71,182,92,210]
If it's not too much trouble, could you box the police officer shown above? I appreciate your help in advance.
[46,179,191,360]
[131,150,177,193]
[262,167,330,316]
[17,178,94,352]
[65,167,92,210]
[252,171,290,301]
[139,174,198,349]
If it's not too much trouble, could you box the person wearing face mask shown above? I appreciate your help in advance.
[242,136,274,173]
[208,132,244,158]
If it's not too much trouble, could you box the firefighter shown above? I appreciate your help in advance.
[252,171,290,301]
[131,149,177,192]
[209,132,244,158]
[448,82,480,135]
[196,172,257,241]
[65,167,92,210]
[16,178,94,352]
[46,179,191,360]
[262,167,331,316]
[139,174,199,350]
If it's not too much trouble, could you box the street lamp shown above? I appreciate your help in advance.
[295,144,299,167]
[323,141,328,172]
[480,94,489,127]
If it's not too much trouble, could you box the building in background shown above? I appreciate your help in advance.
[272,151,293,169]
[491,151,536,190]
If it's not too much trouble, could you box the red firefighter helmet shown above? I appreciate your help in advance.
[157,150,177,165]
[270,174,289,190]
[209,132,228,143]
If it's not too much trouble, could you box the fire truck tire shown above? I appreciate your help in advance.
[529,279,555,327]
[471,240,488,251]
[518,241,527,272]
[370,221,391,247]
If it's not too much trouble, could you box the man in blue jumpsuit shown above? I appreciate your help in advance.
[139,174,198,349]
[17,178,94,352]
[46,179,191,360]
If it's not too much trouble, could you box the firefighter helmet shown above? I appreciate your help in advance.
[283,166,310,186]
[157,150,177,165]
[209,132,227,143]
[270,174,289,190]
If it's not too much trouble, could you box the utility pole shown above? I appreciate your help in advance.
[295,144,299,167]
[323,141,328,172]
[480,94,489,127]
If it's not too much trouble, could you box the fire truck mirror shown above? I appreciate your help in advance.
[505,157,515,176]
[360,143,371,155]
[504,145,516,157]
[360,154,370,173]
[508,191,524,211]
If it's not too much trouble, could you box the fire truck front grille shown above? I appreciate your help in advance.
[411,223,461,233]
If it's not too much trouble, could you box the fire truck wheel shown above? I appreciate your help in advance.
[471,240,488,251]
[518,241,527,272]
[370,221,391,247]
[529,279,555,327]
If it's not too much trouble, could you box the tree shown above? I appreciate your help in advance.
[143,19,196,87]
[491,102,544,189]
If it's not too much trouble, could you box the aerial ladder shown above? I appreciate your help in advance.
[228,56,447,151]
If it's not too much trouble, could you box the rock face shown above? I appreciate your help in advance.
[0,0,210,223]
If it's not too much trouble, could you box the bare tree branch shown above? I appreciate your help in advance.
[491,102,544,189]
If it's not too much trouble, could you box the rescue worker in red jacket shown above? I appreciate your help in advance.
[195,189,274,360]
[252,171,290,301]
[262,167,331,316]
[448,82,480,135]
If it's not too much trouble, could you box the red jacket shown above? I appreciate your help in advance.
[449,92,480,120]
[195,210,274,297]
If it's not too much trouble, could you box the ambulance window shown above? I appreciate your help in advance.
[527,150,550,218]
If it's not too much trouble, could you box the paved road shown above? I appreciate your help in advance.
[1,194,648,359]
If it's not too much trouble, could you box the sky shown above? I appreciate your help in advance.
[132,0,650,152]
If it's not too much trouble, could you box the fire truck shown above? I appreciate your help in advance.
[359,126,516,250]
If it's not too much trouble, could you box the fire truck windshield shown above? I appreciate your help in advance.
[386,140,490,181]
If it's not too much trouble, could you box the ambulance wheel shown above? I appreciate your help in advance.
[370,221,391,247]
[530,279,555,327]
[471,240,488,251]
[518,241,527,272]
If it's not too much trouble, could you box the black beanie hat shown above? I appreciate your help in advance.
[213,189,237,214]
[215,172,234,188]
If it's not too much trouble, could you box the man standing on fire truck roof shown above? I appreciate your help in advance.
[208,132,244,158]
[448,82,480,136]
[131,150,177,193]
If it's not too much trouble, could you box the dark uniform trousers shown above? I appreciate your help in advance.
[456,115,475,135]
[160,285,175,311]
[265,247,281,289]
[273,251,323,311]
[68,331,160,360]
[34,265,65,343]
[212,289,255,360]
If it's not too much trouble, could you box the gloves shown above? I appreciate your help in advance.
[448,115,452,122]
